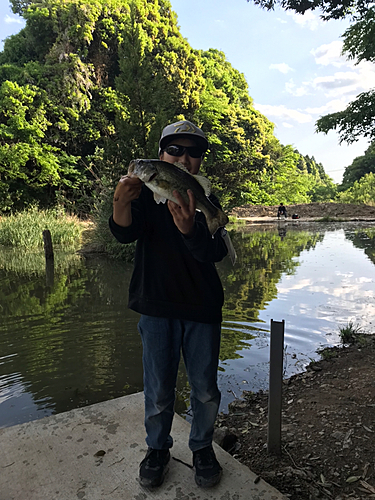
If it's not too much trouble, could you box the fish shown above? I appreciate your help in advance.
[127,159,229,235]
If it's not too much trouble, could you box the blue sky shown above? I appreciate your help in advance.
[1,0,374,183]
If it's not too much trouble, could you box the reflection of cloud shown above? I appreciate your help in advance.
[270,63,294,74]
[286,10,321,30]
[278,279,313,292]
[255,103,312,124]
[5,14,23,24]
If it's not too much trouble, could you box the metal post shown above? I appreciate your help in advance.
[267,319,285,455]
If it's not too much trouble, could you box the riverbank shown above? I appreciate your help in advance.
[216,335,375,500]
[230,202,375,222]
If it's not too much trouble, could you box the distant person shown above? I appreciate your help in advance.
[277,203,287,219]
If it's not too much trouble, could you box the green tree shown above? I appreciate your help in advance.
[341,141,375,187]
[194,49,276,209]
[246,0,374,20]
[338,171,375,204]
[115,0,204,160]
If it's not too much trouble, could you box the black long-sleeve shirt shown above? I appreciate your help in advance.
[109,185,228,323]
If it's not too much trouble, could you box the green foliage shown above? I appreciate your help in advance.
[247,0,374,20]
[341,141,375,188]
[339,321,365,344]
[0,206,83,249]
[316,90,375,144]
[337,172,375,205]
[315,7,375,145]
[0,0,333,214]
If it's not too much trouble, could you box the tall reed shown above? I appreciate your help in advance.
[0,207,83,249]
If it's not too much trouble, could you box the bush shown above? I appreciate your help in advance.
[0,206,83,249]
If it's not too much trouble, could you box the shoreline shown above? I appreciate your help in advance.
[216,335,375,500]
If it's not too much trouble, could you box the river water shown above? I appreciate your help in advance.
[1,222,375,428]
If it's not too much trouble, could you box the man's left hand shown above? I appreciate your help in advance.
[168,189,196,236]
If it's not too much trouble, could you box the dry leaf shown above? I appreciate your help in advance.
[346,475,361,483]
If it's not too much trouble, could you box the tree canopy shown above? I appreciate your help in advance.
[247,0,375,20]
[0,0,333,213]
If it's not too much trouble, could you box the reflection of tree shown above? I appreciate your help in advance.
[0,253,143,423]
[344,227,375,264]
[216,227,324,360]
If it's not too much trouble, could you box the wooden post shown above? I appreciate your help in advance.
[43,230,54,260]
[267,319,285,455]
[43,229,54,287]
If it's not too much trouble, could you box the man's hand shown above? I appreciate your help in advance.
[113,175,143,227]
[167,189,196,236]
[113,175,143,206]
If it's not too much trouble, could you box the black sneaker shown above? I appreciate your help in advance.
[193,445,223,488]
[139,448,170,488]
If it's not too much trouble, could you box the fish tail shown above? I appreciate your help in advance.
[206,209,229,235]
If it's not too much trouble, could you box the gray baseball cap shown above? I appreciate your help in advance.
[159,120,209,154]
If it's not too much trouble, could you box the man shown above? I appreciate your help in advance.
[109,120,228,489]
[277,203,287,219]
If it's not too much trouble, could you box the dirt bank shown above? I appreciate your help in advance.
[230,202,375,221]
[216,335,375,500]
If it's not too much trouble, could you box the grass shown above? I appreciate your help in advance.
[0,206,84,250]
[227,215,246,225]
[316,216,345,222]
[339,321,366,345]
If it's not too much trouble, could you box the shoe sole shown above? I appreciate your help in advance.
[194,469,222,488]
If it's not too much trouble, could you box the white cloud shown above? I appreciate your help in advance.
[269,63,294,74]
[311,41,346,67]
[305,98,350,115]
[312,67,375,98]
[285,79,310,96]
[255,103,312,124]
[282,122,294,128]
[286,11,321,31]
[4,14,23,24]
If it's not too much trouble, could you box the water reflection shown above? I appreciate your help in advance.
[1,222,375,428]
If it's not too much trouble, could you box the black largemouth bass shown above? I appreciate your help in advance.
[128,159,229,235]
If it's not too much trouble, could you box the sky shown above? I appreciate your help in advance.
[1,0,374,183]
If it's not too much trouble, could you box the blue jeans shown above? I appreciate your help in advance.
[137,315,221,452]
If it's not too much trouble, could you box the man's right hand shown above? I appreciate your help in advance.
[113,175,143,227]
[113,175,143,207]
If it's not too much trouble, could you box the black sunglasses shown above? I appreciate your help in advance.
[163,144,204,159]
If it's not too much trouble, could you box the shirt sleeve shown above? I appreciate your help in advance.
[108,190,146,244]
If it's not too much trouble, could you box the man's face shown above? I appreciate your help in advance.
[159,137,202,175]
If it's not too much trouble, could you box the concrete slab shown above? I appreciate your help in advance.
[0,392,287,500]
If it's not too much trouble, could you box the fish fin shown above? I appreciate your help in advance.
[173,161,211,196]
[153,192,167,204]
[221,227,237,265]
[173,162,190,174]
[206,208,229,235]
[193,175,211,197]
